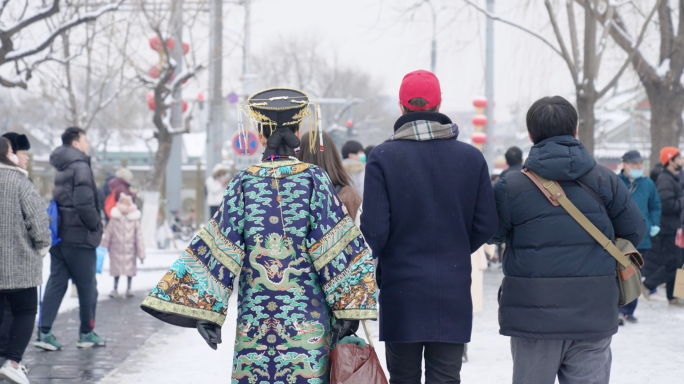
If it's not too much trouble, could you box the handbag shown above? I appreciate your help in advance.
[329,320,387,384]
[523,169,644,306]
[96,247,106,274]
[674,268,684,299]
[676,228,684,248]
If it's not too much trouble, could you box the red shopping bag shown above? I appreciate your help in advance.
[676,228,684,248]
[329,321,387,384]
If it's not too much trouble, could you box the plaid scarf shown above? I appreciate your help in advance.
[389,120,459,141]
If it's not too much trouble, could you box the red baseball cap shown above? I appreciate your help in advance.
[399,70,442,111]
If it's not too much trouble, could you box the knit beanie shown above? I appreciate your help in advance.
[115,167,133,183]
[660,147,680,165]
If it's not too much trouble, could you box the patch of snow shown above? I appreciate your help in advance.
[656,58,671,78]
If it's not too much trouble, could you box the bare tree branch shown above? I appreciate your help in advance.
[544,0,579,84]
[2,0,60,36]
[594,4,615,73]
[566,0,582,71]
[461,0,564,58]
[597,0,661,99]
[4,0,124,62]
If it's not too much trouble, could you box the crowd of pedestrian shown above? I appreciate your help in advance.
[0,126,147,384]
[2,68,684,384]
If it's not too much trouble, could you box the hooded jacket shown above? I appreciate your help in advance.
[342,159,365,197]
[108,177,136,202]
[655,168,683,235]
[618,171,661,250]
[50,145,103,249]
[100,198,145,277]
[491,136,646,340]
[361,111,498,343]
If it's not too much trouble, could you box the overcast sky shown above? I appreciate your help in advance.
[209,0,587,123]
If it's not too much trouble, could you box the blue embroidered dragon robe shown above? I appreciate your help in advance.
[141,159,378,384]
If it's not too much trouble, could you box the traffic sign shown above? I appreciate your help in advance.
[233,131,259,156]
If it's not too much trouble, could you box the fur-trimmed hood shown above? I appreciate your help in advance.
[0,162,28,177]
[342,159,365,175]
[110,206,141,221]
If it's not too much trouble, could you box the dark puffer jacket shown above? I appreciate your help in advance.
[655,169,683,235]
[50,146,103,249]
[491,136,646,340]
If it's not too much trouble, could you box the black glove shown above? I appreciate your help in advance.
[197,320,222,350]
[330,319,359,348]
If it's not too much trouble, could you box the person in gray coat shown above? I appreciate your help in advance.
[0,137,51,384]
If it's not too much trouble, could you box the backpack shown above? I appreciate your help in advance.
[104,191,117,219]
[46,201,61,246]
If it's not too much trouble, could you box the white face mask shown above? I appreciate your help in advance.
[8,154,19,166]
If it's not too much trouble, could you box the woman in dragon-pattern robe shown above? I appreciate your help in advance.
[141,158,377,384]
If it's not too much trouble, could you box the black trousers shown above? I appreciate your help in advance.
[0,288,37,363]
[386,342,464,384]
[0,299,12,356]
[40,246,98,334]
[644,234,683,300]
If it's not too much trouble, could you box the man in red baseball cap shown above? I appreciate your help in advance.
[361,70,498,383]
[398,69,442,113]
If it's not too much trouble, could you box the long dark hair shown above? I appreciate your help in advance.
[297,131,352,188]
[0,137,15,167]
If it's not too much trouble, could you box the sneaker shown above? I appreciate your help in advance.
[640,284,652,304]
[668,298,684,307]
[651,291,667,302]
[125,289,134,298]
[625,315,638,323]
[0,359,29,384]
[77,331,107,348]
[618,315,625,326]
[109,289,118,299]
[33,331,63,351]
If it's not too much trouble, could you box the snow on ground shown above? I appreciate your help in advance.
[98,266,684,383]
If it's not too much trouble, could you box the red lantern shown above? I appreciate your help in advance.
[147,98,155,111]
[197,93,204,101]
[148,65,160,79]
[182,42,190,55]
[146,92,154,100]
[471,114,487,126]
[166,38,176,51]
[471,132,487,144]
[149,36,163,52]
[472,97,488,109]
[182,100,188,113]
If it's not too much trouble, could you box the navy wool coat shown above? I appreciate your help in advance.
[360,112,499,344]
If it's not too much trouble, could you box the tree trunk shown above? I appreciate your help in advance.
[645,81,684,168]
[576,91,596,156]
[149,129,172,192]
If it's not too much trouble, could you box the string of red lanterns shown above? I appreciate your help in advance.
[146,35,192,113]
[471,97,488,149]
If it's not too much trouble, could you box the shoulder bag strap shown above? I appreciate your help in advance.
[522,169,632,268]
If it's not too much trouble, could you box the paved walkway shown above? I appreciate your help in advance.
[15,291,159,384]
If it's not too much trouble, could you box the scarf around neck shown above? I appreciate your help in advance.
[389,119,459,142]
